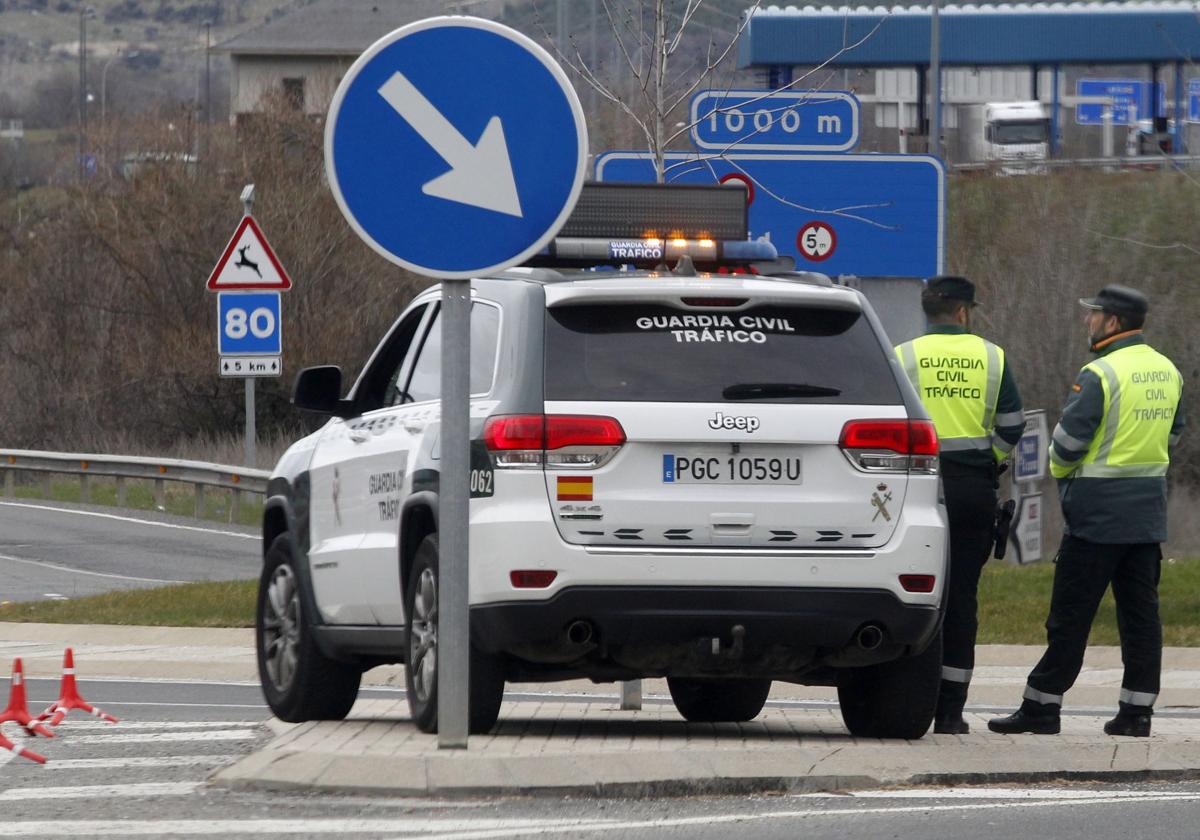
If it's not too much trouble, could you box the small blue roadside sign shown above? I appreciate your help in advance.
[324,17,587,279]
[1189,79,1200,124]
[690,89,860,153]
[1013,410,1047,483]
[1075,79,1165,125]
[596,152,943,278]
[218,292,282,356]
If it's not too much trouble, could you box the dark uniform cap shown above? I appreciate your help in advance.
[926,275,978,306]
[1079,284,1149,317]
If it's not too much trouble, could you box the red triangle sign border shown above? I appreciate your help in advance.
[206,215,293,291]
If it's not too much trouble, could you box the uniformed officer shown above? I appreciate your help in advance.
[895,275,1025,735]
[989,285,1184,737]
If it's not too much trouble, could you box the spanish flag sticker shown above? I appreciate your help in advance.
[557,476,594,501]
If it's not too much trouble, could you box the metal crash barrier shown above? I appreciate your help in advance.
[0,449,270,520]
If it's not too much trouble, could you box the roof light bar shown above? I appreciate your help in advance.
[557,182,748,240]
[526,236,776,269]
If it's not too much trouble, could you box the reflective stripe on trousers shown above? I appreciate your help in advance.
[1024,685,1064,706]
[1120,688,1158,707]
[942,665,973,684]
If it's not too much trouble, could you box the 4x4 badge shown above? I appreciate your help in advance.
[871,484,892,522]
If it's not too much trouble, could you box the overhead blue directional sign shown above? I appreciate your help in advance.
[690,89,860,152]
[1075,79,1165,126]
[596,152,943,278]
[324,17,588,279]
[1189,79,1200,124]
[218,292,282,355]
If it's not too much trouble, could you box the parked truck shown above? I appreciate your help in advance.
[957,101,1050,173]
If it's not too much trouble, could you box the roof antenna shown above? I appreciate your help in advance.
[672,254,698,276]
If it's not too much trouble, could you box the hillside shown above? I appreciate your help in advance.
[0,0,311,123]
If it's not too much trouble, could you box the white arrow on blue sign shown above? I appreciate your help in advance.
[324,17,588,279]
[690,89,860,153]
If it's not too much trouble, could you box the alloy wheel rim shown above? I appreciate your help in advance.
[409,567,439,703]
[262,564,300,692]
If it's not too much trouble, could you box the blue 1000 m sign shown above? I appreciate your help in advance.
[690,89,860,153]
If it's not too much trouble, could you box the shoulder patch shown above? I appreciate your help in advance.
[1072,383,1082,392]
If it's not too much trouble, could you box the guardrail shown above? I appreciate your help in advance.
[0,449,271,520]
[949,154,1200,173]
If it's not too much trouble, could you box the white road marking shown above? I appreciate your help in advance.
[0,794,1198,837]
[43,755,236,770]
[0,782,199,801]
[0,553,184,584]
[795,787,1193,800]
[0,501,258,540]
[0,818,597,836]
[66,730,257,744]
[404,793,1200,840]
[52,721,257,731]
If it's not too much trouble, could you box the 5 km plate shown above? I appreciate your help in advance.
[662,453,802,484]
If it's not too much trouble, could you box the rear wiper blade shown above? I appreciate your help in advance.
[722,382,842,399]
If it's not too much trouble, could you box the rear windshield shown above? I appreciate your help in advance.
[545,302,901,404]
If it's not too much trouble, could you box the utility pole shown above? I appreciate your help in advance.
[204,20,212,164]
[78,6,91,181]
[930,0,942,159]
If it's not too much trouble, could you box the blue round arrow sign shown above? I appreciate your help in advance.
[325,17,588,279]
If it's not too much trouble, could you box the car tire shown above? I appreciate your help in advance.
[256,533,361,723]
[667,677,772,723]
[836,629,942,739]
[405,533,506,735]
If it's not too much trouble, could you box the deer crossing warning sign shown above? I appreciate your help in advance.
[206,215,292,291]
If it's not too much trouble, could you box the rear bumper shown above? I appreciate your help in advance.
[472,585,941,658]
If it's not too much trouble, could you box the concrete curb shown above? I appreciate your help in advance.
[211,738,1200,799]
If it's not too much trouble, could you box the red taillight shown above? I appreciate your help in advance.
[483,415,545,450]
[900,574,936,593]
[545,415,626,449]
[839,420,938,455]
[484,414,626,469]
[510,570,558,588]
[839,419,939,473]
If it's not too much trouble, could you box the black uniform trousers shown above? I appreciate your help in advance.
[936,460,998,719]
[1026,535,1162,714]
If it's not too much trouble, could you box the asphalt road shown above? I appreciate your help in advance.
[0,500,260,603]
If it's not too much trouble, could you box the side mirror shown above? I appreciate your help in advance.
[292,366,351,416]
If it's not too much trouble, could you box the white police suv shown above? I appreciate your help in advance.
[256,185,948,739]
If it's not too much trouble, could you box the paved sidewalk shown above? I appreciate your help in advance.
[4,623,1200,797]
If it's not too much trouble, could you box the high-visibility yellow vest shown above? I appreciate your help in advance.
[1051,344,1181,479]
[895,333,1004,459]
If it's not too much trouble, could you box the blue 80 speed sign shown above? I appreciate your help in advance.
[217,292,282,355]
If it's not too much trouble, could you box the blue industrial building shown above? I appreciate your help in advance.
[738,2,1200,153]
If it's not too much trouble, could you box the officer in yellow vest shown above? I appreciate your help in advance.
[895,276,1025,734]
[990,285,1184,737]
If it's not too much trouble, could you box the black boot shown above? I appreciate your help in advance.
[934,715,969,734]
[1104,712,1151,737]
[934,680,970,734]
[987,702,1061,735]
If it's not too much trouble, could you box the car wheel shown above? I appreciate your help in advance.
[667,677,772,722]
[256,533,361,722]
[836,628,942,739]
[405,533,505,735]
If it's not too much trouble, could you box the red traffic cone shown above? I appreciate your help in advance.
[0,729,45,764]
[37,648,118,727]
[0,658,54,738]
